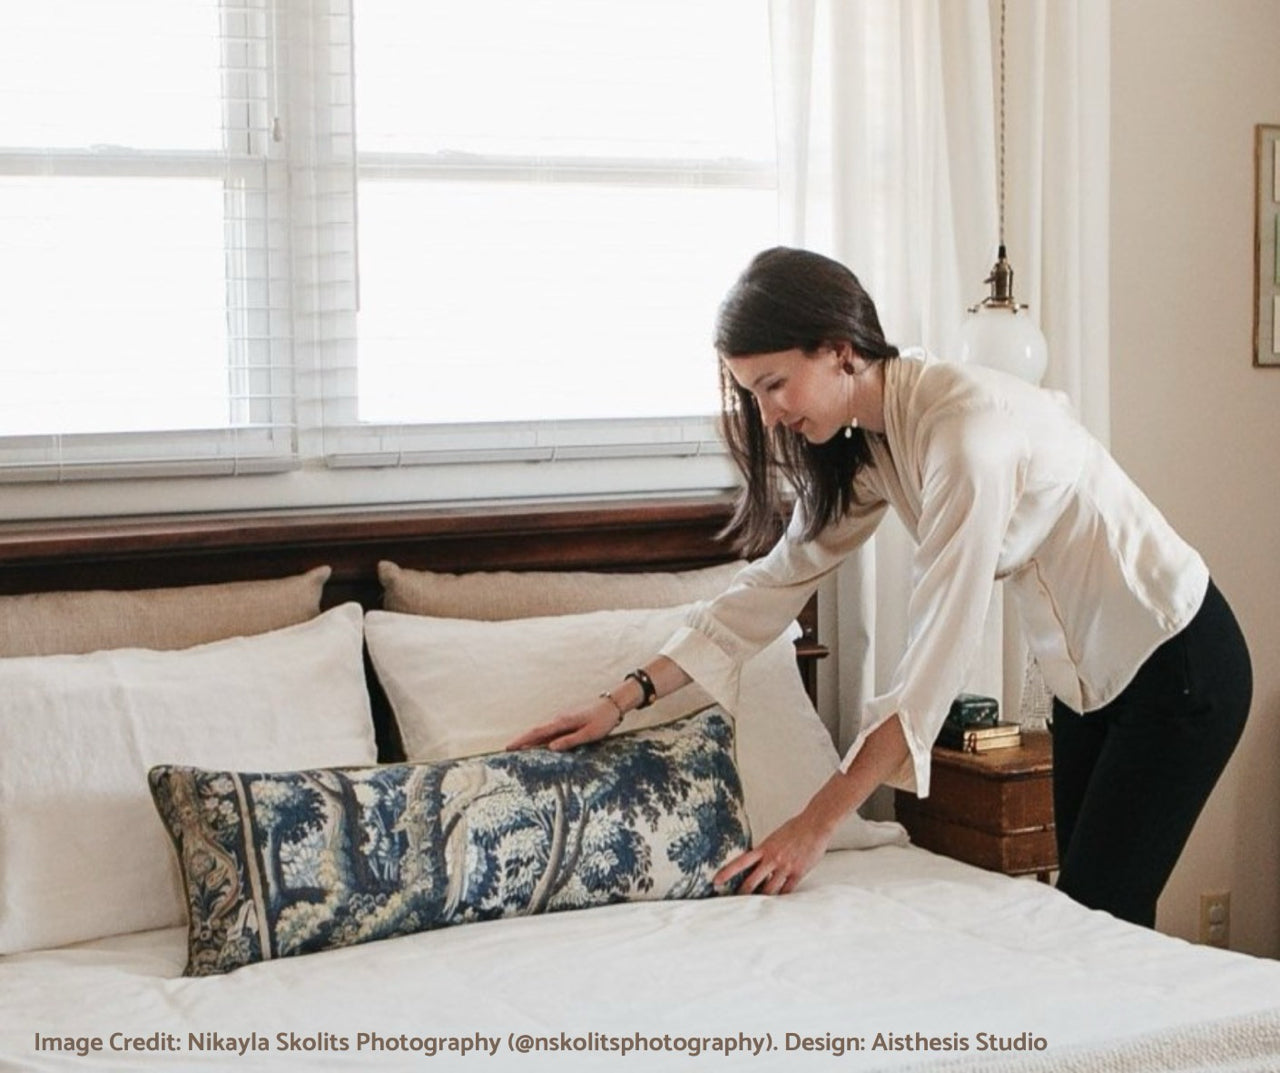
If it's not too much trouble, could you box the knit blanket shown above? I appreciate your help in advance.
[903,1006,1280,1073]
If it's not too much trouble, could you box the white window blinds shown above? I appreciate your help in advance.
[0,0,295,481]
[0,1,774,486]
[322,0,777,469]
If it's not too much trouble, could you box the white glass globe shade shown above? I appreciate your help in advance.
[956,306,1048,385]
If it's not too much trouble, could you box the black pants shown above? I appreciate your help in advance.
[1049,580,1251,928]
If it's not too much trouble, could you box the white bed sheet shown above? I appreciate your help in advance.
[2,845,1278,1073]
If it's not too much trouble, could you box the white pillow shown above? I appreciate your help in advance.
[365,605,904,854]
[0,603,377,955]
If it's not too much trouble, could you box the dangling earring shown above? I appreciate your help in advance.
[841,360,858,438]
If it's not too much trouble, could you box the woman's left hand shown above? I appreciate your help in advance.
[713,809,833,896]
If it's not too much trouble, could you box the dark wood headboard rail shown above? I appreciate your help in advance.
[0,495,744,606]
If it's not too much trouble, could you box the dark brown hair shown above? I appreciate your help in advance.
[715,247,898,554]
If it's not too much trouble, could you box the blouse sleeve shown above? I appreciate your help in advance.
[660,490,889,712]
[840,405,1027,798]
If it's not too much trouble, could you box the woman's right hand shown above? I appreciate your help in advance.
[504,695,622,753]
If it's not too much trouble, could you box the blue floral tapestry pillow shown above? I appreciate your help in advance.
[148,707,749,976]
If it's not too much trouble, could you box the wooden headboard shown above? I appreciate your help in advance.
[0,494,824,759]
[0,495,745,603]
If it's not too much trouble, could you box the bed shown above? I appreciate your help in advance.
[1,495,1278,1073]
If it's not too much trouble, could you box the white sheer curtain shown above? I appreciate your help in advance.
[767,0,1110,754]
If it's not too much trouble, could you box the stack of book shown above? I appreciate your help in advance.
[935,693,1022,754]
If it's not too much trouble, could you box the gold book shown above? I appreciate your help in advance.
[936,721,1022,754]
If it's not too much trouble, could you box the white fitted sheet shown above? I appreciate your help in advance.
[2,845,1278,1073]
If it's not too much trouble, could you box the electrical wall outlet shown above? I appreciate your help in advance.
[1198,891,1231,948]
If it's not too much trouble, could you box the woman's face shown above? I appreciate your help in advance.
[723,344,883,442]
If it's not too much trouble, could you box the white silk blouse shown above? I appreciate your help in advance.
[660,350,1209,798]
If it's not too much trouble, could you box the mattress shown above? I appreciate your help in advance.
[3,844,1279,1072]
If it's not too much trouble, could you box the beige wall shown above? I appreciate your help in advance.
[1112,0,1280,956]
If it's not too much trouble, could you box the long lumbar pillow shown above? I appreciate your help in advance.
[149,708,750,976]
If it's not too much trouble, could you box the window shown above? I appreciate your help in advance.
[327,0,776,466]
[0,1,775,487]
[0,0,293,480]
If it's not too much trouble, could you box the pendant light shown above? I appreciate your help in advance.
[956,0,1048,385]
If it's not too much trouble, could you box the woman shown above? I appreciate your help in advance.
[508,247,1252,928]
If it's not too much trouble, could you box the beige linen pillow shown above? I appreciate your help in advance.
[0,566,331,657]
[364,604,906,854]
[0,603,377,955]
[377,560,746,619]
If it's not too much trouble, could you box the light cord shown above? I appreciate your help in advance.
[998,0,1007,249]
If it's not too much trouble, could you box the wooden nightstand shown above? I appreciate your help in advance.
[894,731,1057,881]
